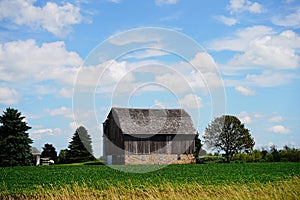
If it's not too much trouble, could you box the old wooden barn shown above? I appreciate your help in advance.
[103,107,196,165]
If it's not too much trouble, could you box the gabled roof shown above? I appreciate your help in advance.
[109,107,196,135]
[31,147,41,155]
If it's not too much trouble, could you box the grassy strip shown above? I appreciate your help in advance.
[1,176,299,200]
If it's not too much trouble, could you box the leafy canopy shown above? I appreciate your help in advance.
[41,143,58,163]
[203,115,255,162]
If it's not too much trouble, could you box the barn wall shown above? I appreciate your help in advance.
[124,153,195,165]
[124,134,195,155]
[103,111,125,164]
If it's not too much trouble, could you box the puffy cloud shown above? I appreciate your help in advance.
[178,93,203,109]
[209,26,274,51]
[30,128,62,140]
[227,0,263,13]
[272,7,300,28]
[269,125,290,134]
[155,0,178,6]
[215,15,238,26]
[268,116,283,123]
[0,39,82,85]
[210,27,300,70]
[235,86,255,96]
[0,0,82,37]
[238,111,251,124]
[0,87,20,105]
[46,106,73,119]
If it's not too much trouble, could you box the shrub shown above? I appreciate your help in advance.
[196,156,226,164]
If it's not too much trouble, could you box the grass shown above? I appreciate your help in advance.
[0,162,299,199]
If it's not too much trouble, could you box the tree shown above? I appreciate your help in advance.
[194,132,202,158]
[66,126,95,163]
[0,108,33,167]
[58,149,68,164]
[41,143,58,163]
[203,115,255,163]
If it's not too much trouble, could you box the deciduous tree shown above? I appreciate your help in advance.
[41,143,58,163]
[203,115,255,163]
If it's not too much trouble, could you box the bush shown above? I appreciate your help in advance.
[196,156,226,164]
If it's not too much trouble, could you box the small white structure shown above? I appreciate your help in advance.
[31,147,41,166]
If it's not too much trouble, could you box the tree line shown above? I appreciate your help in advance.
[0,108,299,167]
[0,108,95,167]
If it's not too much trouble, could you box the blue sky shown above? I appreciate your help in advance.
[0,0,299,157]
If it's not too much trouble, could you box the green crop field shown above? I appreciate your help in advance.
[1,162,300,199]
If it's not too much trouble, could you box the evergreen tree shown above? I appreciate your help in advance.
[41,143,58,163]
[66,126,95,163]
[0,108,33,167]
[57,149,68,164]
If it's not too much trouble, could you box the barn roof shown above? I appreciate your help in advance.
[109,107,196,135]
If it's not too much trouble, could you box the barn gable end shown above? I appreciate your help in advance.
[103,107,196,165]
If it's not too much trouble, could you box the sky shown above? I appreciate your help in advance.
[0,0,299,157]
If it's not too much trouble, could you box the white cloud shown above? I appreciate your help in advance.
[246,71,294,87]
[215,15,238,26]
[46,106,73,119]
[0,87,20,105]
[238,111,251,124]
[0,0,83,37]
[190,52,218,73]
[0,39,82,85]
[272,7,300,28]
[30,128,62,140]
[209,26,274,51]
[59,87,73,98]
[155,0,178,6]
[178,93,203,109]
[109,30,162,46]
[269,125,290,134]
[227,0,263,13]
[235,86,255,96]
[268,116,283,123]
[210,27,300,70]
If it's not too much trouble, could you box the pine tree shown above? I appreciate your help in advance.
[41,143,58,163]
[66,126,95,163]
[0,108,33,167]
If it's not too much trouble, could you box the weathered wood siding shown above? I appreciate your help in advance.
[103,111,125,164]
[124,134,195,155]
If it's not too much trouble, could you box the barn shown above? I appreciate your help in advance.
[103,107,196,165]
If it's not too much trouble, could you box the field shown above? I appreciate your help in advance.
[1,162,300,199]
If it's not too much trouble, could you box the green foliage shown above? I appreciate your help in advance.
[41,143,58,163]
[0,108,33,167]
[203,115,255,163]
[196,155,226,164]
[66,126,95,163]
[57,149,68,164]
[232,146,300,163]
[193,132,202,158]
